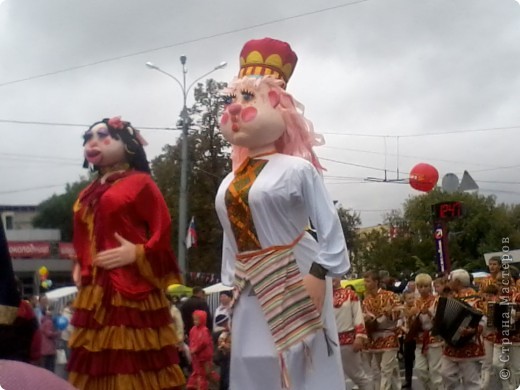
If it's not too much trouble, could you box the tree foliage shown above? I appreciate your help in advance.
[152,79,231,275]
[357,189,520,276]
[336,206,363,274]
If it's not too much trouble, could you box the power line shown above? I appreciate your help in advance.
[477,179,520,185]
[321,145,497,169]
[471,164,520,173]
[0,0,369,88]
[2,118,519,139]
[480,188,520,196]
[322,125,520,138]
[318,156,393,172]
[0,119,179,131]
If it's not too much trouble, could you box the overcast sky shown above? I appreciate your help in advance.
[0,0,519,227]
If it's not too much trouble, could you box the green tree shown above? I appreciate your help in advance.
[336,206,362,274]
[358,189,520,277]
[32,178,91,241]
[152,79,231,276]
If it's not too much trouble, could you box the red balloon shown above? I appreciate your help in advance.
[409,163,439,192]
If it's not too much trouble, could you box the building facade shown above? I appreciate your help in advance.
[1,205,73,298]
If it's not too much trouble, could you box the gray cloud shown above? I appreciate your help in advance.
[0,0,519,227]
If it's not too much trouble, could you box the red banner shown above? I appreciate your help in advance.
[9,242,51,259]
[58,242,76,260]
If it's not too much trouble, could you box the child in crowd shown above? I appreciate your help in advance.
[187,310,219,390]
[213,314,231,390]
[40,308,59,373]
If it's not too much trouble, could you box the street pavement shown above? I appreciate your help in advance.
[346,368,424,390]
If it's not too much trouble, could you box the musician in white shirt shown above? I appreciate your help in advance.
[332,278,370,390]
[440,269,484,390]
[362,271,403,390]
[409,273,444,390]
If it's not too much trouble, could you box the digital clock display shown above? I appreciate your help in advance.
[432,201,464,220]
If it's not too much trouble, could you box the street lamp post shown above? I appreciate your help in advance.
[145,57,227,281]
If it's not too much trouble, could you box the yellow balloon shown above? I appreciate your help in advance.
[38,266,48,276]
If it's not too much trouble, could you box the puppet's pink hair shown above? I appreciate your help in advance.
[225,77,325,172]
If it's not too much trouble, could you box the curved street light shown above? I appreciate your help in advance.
[145,57,227,281]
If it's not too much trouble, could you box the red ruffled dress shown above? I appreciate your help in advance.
[68,170,185,390]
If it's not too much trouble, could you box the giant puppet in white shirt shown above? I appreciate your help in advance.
[215,37,350,390]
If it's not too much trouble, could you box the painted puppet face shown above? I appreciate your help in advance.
[83,122,126,168]
[220,79,286,151]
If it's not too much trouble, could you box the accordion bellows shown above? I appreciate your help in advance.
[432,297,482,348]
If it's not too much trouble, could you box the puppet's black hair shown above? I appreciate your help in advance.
[82,118,150,174]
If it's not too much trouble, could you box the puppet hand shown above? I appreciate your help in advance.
[303,274,326,314]
[94,233,137,270]
[72,262,81,287]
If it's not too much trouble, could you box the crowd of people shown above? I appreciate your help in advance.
[3,223,519,390]
[332,256,520,390]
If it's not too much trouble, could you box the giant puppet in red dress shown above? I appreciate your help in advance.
[68,117,185,390]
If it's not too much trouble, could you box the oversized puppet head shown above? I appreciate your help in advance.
[220,38,324,172]
[82,117,150,173]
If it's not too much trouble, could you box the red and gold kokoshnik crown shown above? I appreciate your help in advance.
[238,38,298,86]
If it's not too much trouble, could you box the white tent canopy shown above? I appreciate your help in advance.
[203,283,232,295]
[484,249,520,265]
[45,286,78,314]
[46,286,78,300]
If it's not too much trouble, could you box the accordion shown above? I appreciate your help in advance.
[432,297,482,348]
[487,302,518,332]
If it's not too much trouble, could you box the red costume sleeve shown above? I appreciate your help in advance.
[133,175,182,289]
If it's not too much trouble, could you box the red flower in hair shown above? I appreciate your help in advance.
[108,116,125,130]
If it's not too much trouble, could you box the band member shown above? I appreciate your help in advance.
[509,269,520,389]
[478,256,501,290]
[480,284,500,389]
[492,267,520,389]
[441,269,484,390]
[332,278,370,390]
[215,38,349,390]
[399,291,416,389]
[362,271,402,390]
[433,276,448,297]
[407,273,444,390]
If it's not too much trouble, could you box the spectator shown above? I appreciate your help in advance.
[168,294,185,345]
[59,301,74,362]
[34,295,48,325]
[187,310,219,390]
[40,308,59,373]
[213,314,231,390]
[213,290,232,333]
[171,295,181,309]
[181,286,213,338]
